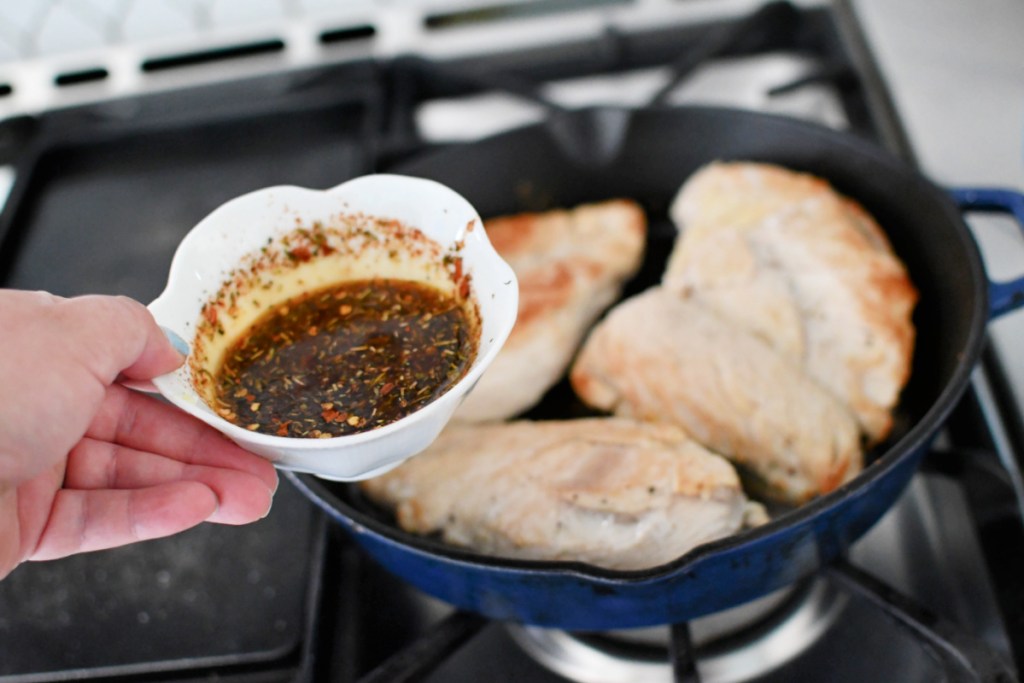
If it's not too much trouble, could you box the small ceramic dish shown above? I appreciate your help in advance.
[147,174,518,480]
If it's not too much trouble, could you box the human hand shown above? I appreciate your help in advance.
[0,290,278,579]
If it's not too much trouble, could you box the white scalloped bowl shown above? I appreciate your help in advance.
[148,174,518,480]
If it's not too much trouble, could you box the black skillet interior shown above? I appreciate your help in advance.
[313,105,984,571]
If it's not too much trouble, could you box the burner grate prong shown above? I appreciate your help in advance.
[828,559,1016,683]
[669,622,701,683]
[358,610,487,683]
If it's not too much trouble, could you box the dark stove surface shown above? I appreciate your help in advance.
[0,478,322,679]
[0,2,1022,682]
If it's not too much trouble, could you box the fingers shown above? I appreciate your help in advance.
[56,294,185,383]
[88,384,279,492]
[0,291,184,485]
[65,438,274,525]
[28,482,219,561]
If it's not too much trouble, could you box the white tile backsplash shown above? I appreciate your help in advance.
[34,4,107,56]
[120,2,195,43]
[207,0,289,29]
[0,0,392,65]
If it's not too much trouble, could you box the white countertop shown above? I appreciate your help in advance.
[852,0,1024,188]
[852,0,1024,411]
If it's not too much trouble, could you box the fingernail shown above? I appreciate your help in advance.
[161,326,190,357]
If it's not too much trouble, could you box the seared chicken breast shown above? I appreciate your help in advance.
[570,287,862,504]
[663,162,917,442]
[360,418,752,570]
[453,199,646,423]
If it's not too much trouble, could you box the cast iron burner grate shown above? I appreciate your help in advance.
[308,544,1014,683]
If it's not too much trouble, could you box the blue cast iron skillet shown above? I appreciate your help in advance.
[288,106,1024,630]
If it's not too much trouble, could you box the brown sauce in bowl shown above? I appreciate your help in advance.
[211,278,477,438]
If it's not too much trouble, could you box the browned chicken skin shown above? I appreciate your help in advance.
[453,199,646,422]
[361,418,753,570]
[571,287,862,504]
[664,162,917,443]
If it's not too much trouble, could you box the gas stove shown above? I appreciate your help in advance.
[0,1,1023,681]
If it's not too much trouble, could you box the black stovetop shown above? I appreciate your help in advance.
[1,3,1022,681]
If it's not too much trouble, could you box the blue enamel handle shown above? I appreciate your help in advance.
[949,187,1024,319]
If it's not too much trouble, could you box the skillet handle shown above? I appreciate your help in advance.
[949,187,1024,319]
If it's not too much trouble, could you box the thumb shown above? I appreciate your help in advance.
[124,325,190,382]
[64,295,186,382]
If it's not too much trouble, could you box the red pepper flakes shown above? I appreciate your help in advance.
[211,278,478,438]
[288,245,312,262]
[189,214,472,409]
